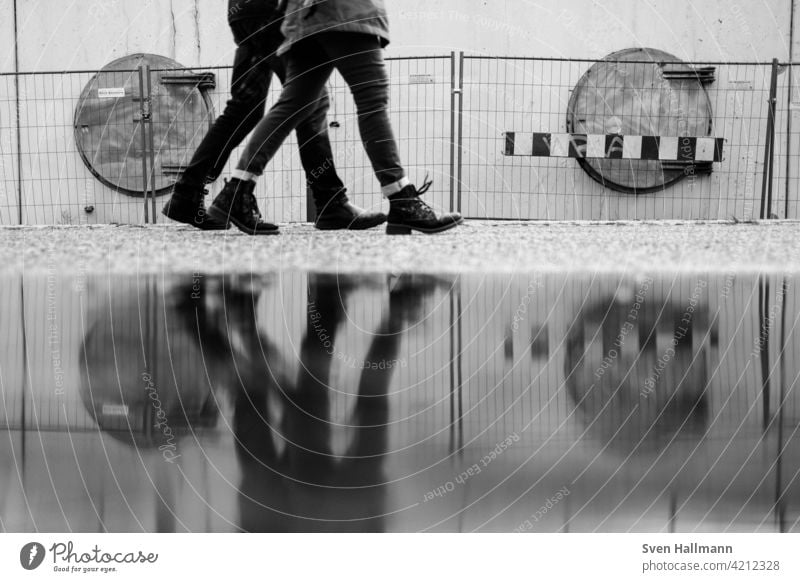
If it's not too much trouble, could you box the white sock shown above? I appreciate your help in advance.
[232,169,258,182]
[381,177,410,197]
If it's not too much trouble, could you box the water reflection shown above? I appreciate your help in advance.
[78,273,452,531]
[564,279,711,456]
[0,272,797,532]
[232,275,443,532]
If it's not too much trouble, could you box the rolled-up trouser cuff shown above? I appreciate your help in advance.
[381,177,410,197]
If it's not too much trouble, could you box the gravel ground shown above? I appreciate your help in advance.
[2,220,799,276]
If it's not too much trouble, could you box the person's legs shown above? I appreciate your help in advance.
[320,33,463,234]
[179,21,277,188]
[213,38,387,233]
[163,20,277,229]
[269,56,344,198]
[234,39,334,178]
[209,41,333,234]
[269,56,386,230]
[317,33,407,195]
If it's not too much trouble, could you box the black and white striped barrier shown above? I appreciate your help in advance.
[502,132,725,162]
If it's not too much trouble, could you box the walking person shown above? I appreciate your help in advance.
[162,0,385,233]
[209,0,463,235]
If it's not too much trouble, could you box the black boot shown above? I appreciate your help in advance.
[208,178,279,235]
[162,183,230,231]
[314,190,386,231]
[386,178,463,235]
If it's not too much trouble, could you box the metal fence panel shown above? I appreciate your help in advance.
[1,56,798,225]
[0,74,20,224]
[459,57,779,220]
[774,63,800,220]
[2,71,149,225]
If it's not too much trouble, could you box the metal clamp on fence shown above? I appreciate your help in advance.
[160,165,187,176]
[661,65,716,84]
[159,72,217,90]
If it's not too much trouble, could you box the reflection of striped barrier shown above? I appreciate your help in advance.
[503,132,725,162]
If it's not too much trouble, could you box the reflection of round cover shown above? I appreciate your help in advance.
[79,278,218,449]
[567,48,714,194]
[564,287,710,455]
[74,54,212,197]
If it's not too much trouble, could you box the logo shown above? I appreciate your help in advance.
[20,542,46,570]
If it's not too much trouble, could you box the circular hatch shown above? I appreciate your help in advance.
[567,48,714,194]
[74,53,214,197]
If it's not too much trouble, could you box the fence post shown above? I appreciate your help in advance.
[137,65,151,224]
[449,51,456,213]
[14,72,23,225]
[145,64,158,223]
[785,62,794,220]
[456,52,465,214]
[759,58,779,220]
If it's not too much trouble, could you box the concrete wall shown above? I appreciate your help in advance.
[0,1,798,223]
[2,0,796,71]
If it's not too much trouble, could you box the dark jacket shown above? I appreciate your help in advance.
[278,0,390,55]
[228,0,282,24]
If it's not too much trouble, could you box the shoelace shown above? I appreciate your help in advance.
[243,195,262,218]
[404,174,435,214]
[417,174,433,196]
[235,184,262,219]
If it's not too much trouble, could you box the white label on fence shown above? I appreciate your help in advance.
[98,87,126,99]
[728,80,753,90]
[102,404,129,416]
[409,74,435,84]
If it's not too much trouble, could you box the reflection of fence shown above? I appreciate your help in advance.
[0,272,797,531]
[0,55,798,225]
[2,273,797,434]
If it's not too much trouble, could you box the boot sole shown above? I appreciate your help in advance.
[386,217,464,235]
[207,205,279,236]
[315,215,387,231]
[161,205,231,231]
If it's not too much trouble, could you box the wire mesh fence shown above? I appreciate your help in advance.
[774,63,800,220]
[326,56,455,219]
[459,56,787,220]
[0,53,798,225]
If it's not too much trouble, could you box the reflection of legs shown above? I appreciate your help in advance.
[348,322,396,460]
[284,276,352,474]
[336,311,398,533]
[341,276,450,530]
[350,275,450,459]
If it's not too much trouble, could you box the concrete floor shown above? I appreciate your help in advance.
[1,220,800,276]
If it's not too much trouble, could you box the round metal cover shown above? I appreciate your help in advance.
[566,48,714,194]
[74,53,213,197]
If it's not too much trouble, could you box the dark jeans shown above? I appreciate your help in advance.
[178,20,344,198]
[238,33,406,191]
